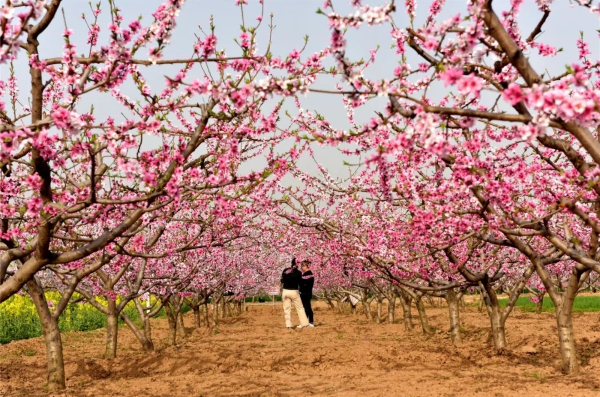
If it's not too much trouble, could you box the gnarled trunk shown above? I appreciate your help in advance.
[193,306,201,328]
[557,309,578,374]
[416,297,432,335]
[387,295,396,324]
[488,304,506,350]
[120,311,154,351]
[478,292,485,313]
[446,289,462,344]
[177,311,186,338]
[324,294,335,310]
[480,281,506,350]
[399,294,413,331]
[165,304,178,346]
[105,298,118,359]
[361,289,372,321]
[143,313,153,344]
[220,298,226,319]
[536,293,545,314]
[204,302,211,327]
[554,268,584,374]
[42,316,65,392]
[335,297,344,314]
[27,279,65,392]
[212,300,219,327]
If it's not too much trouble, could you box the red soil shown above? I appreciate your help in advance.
[2,302,600,396]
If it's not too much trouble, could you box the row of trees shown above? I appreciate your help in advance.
[0,0,313,391]
[272,0,600,376]
[2,0,600,392]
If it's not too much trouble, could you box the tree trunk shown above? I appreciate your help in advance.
[212,300,219,327]
[325,294,335,310]
[26,280,66,391]
[204,302,211,327]
[164,300,179,346]
[143,315,153,344]
[557,308,578,374]
[168,318,177,346]
[446,289,462,344]
[478,292,485,313]
[400,295,413,331]
[480,281,506,350]
[361,290,372,321]
[105,298,118,359]
[536,293,545,314]
[41,316,65,391]
[488,300,506,350]
[193,306,201,328]
[362,300,372,321]
[555,268,584,374]
[387,295,396,324]
[336,298,344,314]
[220,298,226,319]
[131,299,155,351]
[120,312,154,351]
[375,298,382,324]
[177,311,186,338]
[416,297,432,335]
[105,313,118,359]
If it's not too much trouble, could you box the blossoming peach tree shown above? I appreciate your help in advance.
[3,0,600,392]
[0,0,327,390]
[282,0,600,375]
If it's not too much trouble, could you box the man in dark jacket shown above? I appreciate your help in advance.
[280,258,309,329]
[299,260,315,326]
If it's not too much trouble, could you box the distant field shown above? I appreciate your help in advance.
[498,295,600,313]
[0,294,190,344]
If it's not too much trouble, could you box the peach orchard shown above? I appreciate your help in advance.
[1,0,600,392]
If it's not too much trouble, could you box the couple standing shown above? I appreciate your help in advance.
[280,258,314,329]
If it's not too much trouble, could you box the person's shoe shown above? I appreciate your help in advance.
[296,325,304,329]
[307,323,314,327]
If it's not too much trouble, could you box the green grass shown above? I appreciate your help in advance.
[498,295,600,313]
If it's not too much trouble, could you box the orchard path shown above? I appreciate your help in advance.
[3,302,600,396]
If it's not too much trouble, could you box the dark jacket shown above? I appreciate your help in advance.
[300,270,314,295]
[281,266,302,290]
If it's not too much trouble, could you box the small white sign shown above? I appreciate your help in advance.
[267,288,280,296]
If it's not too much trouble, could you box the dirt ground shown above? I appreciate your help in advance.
[3,302,600,396]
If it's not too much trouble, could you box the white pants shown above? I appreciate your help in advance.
[282,289,309,328]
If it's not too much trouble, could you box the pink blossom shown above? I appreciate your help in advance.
[502,83,524,105]
[52,108,72,129]
[456,74,483,97]
[26,196,43,215]
[439,68,463,87]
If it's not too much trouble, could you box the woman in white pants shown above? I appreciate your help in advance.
[280,258,309,329]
